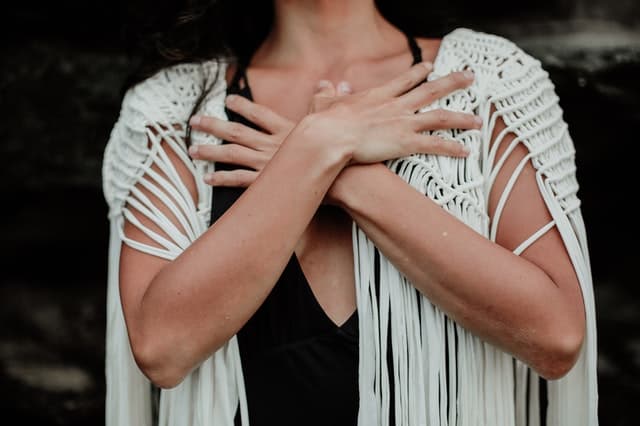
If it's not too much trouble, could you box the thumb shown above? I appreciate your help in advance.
[315,80,336,97]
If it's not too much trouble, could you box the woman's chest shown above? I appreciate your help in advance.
[242,57,417,122]
[214,65,360,324]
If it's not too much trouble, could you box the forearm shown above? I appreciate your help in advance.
[331,163,582,379]
[133,118,350,386]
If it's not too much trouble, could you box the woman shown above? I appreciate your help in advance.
[102,1,598,425]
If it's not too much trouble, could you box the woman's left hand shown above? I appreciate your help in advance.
[188,93,295,187]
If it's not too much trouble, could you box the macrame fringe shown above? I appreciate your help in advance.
[102,28,597,426]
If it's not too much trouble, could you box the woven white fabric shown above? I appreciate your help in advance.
[102,27,598,426]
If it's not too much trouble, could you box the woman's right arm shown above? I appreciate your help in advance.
[119,62,474,388]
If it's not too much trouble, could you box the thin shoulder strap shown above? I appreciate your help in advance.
[228,61,247,91]
[227,60,255,101]
[405,34,423,65]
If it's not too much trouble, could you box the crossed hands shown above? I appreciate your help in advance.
[187,62,480,192]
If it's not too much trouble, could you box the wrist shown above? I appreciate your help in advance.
[296,112,355,167]
[328,163,388,209]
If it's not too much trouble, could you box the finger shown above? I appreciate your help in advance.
[309,80,337,114]
[203,169,258,187]
[315,80,337,97]
[190,115,272,150]
[370,61,433,100]
[411,109,483,132]
[400,70,475,111]
[410,134,470,158]
[225,95,292,134]
[189,143,266,170]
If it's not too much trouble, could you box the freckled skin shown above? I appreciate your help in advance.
[118,0,586,388]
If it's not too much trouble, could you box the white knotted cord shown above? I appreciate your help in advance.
[102,27,598,426]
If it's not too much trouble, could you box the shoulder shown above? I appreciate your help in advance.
[123,59,228,125]
[437,27,535,62]
[426,27,552,99]
[102,59,227,214]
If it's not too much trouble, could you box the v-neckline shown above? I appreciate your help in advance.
[291,250,359,332]
[223,32,427,331]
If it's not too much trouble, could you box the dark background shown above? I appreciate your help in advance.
[0,1,638,424]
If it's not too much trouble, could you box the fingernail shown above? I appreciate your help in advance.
[337,81,352,94]
[462,146,471,156]
[422,61,433,70]
[463,70,475,80]
[225,94,239,105]
[204,173,215,183]
[474,116,483,127]
[189,115,201,126]
[188,144,198,156]
[317,80,332,90]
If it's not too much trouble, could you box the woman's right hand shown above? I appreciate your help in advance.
[302,61,481,165]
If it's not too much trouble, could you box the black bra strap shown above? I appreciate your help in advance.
[228,61,247,90]
[405,34,423,65]
[227,60,256,101]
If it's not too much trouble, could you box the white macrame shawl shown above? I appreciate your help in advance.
[102,27,598,426]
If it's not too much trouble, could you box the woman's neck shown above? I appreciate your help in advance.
[252,0,409,70]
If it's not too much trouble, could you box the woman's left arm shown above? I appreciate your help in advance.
[190,82,586,381]
[328,110,586,381]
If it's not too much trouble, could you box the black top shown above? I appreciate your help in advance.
[209,34,423,426]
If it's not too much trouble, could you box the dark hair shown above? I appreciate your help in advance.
[123,1,274,89]
[123,0,459,143]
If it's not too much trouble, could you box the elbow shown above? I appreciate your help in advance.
[533,324,585,381]
[129,324,229,390]
[130,333,188,390]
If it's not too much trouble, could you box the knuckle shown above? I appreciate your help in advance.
[226,145,240,163]
[435,109,448,124]
[245,109,259,124]
[398,76,414,92]
[236,174,247,187]
[216,172,229,186]
[426,87,440,100]
[227,123,244,141]
[213,172,224,185]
